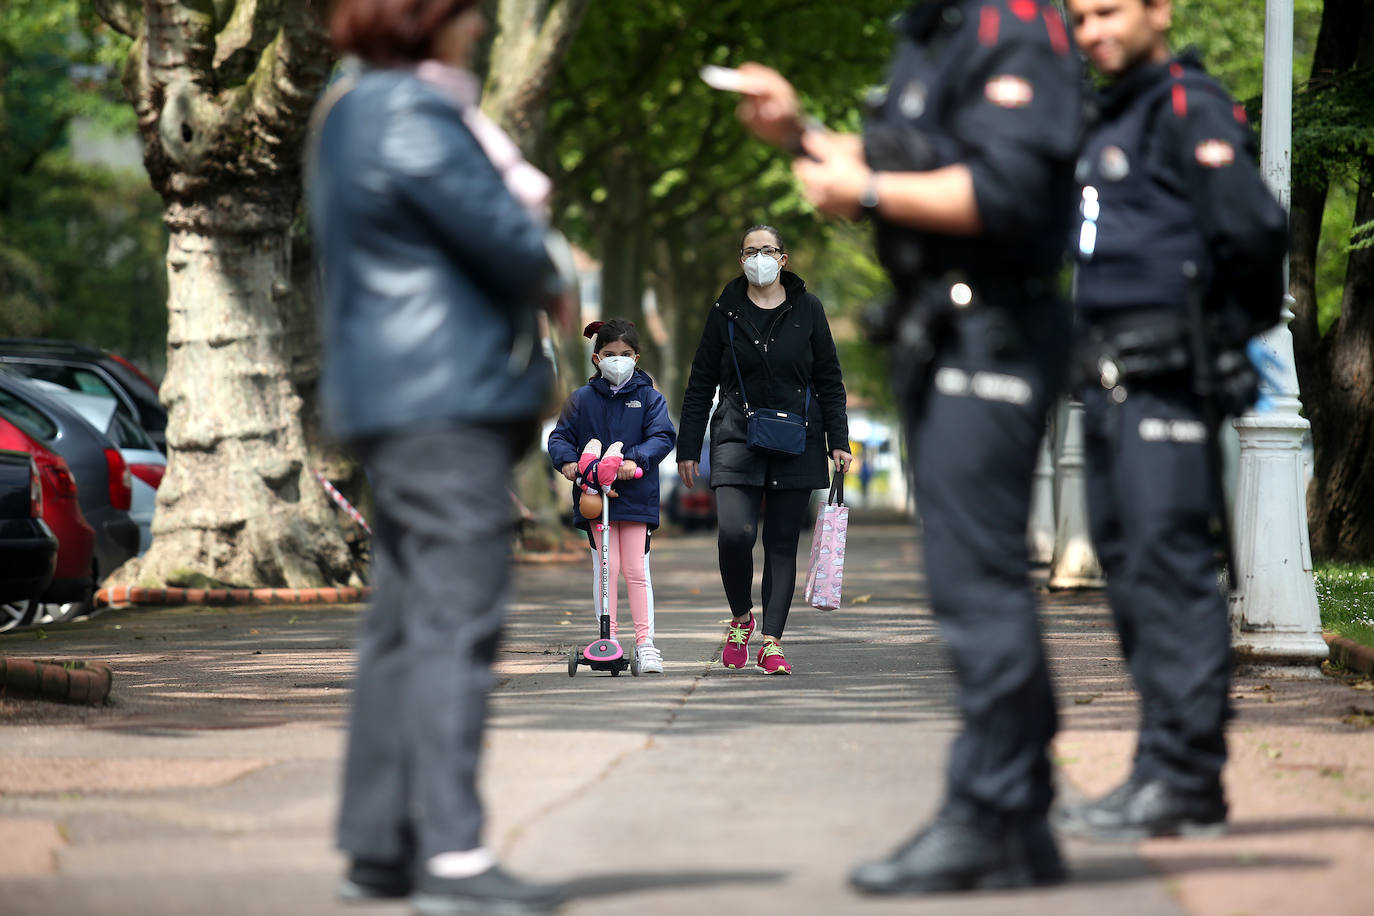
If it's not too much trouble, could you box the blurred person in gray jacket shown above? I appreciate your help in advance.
[308,1,573,912]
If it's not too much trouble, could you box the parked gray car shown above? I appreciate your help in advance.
[0,372,138,608]
[28,382,165,555]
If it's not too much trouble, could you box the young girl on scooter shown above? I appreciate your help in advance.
[547,319,676,674]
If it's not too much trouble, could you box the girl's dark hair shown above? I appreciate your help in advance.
[740,224,785,253]
[586,318,640,354]
[329,0,479,64]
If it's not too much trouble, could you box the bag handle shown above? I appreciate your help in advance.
[828,470,845,506]
[728,319,811,424]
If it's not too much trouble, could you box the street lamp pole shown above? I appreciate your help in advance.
[1229,0,1327,673]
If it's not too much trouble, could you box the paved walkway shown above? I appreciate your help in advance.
[0,522,1370,915]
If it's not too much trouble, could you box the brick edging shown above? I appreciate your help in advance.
[1324,632,1374,677]
[95,585,372,609]
[0,656,112,705]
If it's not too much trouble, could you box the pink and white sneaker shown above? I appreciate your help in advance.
[756,640,792,675]
[721,614,754,669]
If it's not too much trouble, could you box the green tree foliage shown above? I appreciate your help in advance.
[542,0,906,411]
[0,0,165,368]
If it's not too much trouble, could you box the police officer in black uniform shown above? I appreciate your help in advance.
[1055,0,1287,839]
[731,0,1081,893]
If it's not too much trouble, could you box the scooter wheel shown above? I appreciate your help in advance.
[568,648,578,678]
[630,647,640,677]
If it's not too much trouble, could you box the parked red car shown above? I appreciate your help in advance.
[0,418,97,628]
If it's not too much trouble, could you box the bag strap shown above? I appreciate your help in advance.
[828,470,846,506]
[728,318,812,425]
[727,320,752,413]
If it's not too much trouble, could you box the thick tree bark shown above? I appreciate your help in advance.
[483,0,594,153]
[98,1,353,588]
[1295,0,1374,561]
[480,0,594,551]
[1307,162,1374,560]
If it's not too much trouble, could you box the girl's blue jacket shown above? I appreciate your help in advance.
[547,369,677,530]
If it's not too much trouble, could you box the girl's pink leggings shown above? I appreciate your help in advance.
[589,521,655,645]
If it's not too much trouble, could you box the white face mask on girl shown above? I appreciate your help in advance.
[742,252,781,286]
[598,355,636,386]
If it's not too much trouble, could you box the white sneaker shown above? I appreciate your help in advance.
[637,643,663,674]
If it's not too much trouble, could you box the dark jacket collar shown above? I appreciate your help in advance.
[899,0,965,41]
[717,270,808,310]
[1097,48,1206,118]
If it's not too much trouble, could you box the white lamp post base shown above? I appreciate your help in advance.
[1229,412,1328,676]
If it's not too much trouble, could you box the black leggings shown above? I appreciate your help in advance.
[715,486,813,640]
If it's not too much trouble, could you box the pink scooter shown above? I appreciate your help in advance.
[568,440,642,678]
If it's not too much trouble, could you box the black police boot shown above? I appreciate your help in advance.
[849,808,1066,895]
[337,859,411,901]
[1054,776,1227,841]
[410,864,565,915]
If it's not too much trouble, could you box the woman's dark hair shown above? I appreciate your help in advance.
[740,224,785,253]
[585,318,640,355]
[329,0,478,64]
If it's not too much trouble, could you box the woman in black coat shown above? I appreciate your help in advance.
[677,224,851,675]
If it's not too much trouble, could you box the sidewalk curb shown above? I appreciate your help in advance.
[0,656,112,705]
[1324,632,1374,677]
[95,585,372,609]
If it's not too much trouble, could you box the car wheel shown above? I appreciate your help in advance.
[0,600,40,633]
[39,567,97,625]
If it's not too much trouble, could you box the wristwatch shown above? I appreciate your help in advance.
[859,172,881,217]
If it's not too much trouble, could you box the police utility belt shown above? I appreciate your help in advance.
[1075,308,1258,416]
[728,319,810,458]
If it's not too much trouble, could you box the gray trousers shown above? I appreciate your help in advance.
[337,420,530,863]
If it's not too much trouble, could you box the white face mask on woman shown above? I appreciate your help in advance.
[598,355,636,386]
[742,252,781,287]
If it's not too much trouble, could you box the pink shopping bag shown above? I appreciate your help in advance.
[805,473,848,611]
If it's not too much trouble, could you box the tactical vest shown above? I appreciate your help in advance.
[1074,68,1228,317]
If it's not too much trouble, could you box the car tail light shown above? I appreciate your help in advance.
[28,456,42,518]
[45,459,79,499]
[104,448,132,510]
[129,463,165,489]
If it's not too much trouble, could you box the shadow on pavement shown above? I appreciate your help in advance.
[560,868,786,900]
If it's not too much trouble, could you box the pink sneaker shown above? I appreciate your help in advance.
[721,614,754,669]
[756,640,792,675]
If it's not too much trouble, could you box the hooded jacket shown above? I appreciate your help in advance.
[678,271,849,491]
[547,368,677,530]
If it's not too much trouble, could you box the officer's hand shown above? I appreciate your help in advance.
[734,63,804,148]
[793,131,870,221]
[831,449,853,474]
[678,460,699,490]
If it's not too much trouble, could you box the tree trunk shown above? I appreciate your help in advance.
[480,0,593,552]
[145,222,353,587]
[483,0,594,152]
[96,0,351,588]
[1298,0,1374,560]
[1307,160,1374,560]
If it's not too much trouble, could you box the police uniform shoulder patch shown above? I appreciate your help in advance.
[984,75,1033,108]
[1194,139,1235,168]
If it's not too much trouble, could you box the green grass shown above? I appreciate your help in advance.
[1315,563,1374,649]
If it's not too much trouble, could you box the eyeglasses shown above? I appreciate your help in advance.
[741,246,783,259]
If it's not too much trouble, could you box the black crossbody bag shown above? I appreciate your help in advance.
[728,320,810,458]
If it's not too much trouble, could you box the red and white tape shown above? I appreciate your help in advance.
[314,470,372,534]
